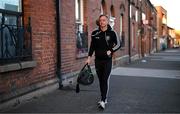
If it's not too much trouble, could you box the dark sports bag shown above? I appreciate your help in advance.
[76,63,94,93]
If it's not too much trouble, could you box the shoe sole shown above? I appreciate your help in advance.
[98,105,105,110]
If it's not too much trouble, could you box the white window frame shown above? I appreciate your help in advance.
[130,5,132,18]
[75,0,84,32]
[142,12,146,20]
[100,5,103,15]
[135,10,138,22]
[132,23,135,48]
[120,14,123,36]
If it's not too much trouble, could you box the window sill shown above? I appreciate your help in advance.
[0,61,37,73]
[76,53,88,59]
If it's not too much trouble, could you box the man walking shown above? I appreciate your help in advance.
[86,14,121,109]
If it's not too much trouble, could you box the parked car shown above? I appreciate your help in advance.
[173,44,179,48]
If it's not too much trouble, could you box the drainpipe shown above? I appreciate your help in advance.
[128,0,131,63]
[56,0,63,89]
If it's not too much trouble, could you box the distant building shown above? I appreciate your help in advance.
[174,30,180,48]
[155,6,168,51]
[167,26,176,48]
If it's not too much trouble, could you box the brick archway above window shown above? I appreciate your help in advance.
[135,0,139,9]
[130,0,135,5]
[101,0,107,14]
[120,4,125,15]
[110,5,115,17]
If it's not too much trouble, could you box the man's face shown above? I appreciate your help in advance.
[99,16,108,28]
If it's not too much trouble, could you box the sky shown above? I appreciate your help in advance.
[0,0,20,11]
[150,0,180,30]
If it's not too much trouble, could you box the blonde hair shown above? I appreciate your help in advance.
[99,14,109,20]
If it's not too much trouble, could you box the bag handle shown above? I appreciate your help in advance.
[80,63,88,71]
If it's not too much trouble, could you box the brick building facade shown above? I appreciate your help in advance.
[139,0,157,56]
[155,6,168,51]
[0,0,157,108]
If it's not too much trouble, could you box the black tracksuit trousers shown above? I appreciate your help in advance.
[95,59,112,102]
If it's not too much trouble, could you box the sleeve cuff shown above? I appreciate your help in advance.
[110,49,114,53]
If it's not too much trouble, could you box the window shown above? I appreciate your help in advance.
[142,12,146,20]
[130,5,132,18]
[75,0,88,58]
[101,0,107,15]
[135,10,138,22]
[120,14,125,47]
[75,0,82,22]
[0,0,32,64]
[120,15,123,36]
[109,5,115,29]
[110,5,115,17]
[120,4,125,47]
[0,0,22,25]
[162,14,167,25]
[131,23,136,49]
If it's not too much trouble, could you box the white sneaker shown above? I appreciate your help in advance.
[98,101,105,109]
[98,99,107,105]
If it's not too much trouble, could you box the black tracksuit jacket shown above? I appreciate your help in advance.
[88,25,121,60]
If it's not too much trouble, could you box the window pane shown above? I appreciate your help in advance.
[4,15,17,25]
[0,0,22,12]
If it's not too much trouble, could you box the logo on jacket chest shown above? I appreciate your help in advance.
[106,36,110,41]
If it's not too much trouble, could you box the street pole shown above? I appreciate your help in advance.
[140,0,144,58]
[55,0,63,89]
[128,0,131,63]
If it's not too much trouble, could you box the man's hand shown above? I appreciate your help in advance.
[86,56,91,64]
[107,50,111,56]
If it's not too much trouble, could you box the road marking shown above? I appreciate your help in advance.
[148,56,180,62]
[164,50,180,52]
[111,67,180,79]
[152,53,180,56]
[151,58,180,62]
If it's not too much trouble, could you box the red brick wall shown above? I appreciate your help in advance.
[30,0,57,82]
[60,0,77,74]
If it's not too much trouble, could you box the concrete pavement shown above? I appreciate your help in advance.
[2,48,180,113]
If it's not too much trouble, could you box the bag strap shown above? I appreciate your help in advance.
[87,64,93,74]
[105,32,109,47]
